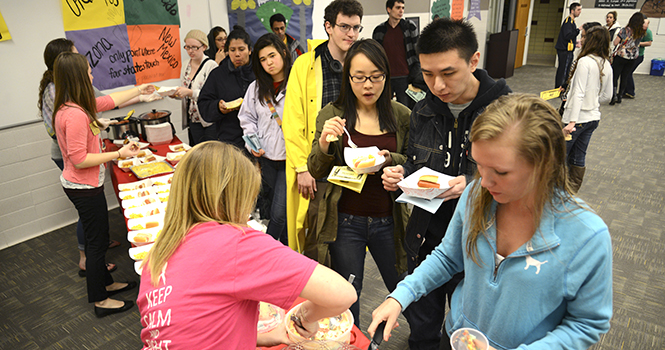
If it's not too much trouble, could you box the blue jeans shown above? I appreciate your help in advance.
[624,55,644,96]
[566,120,599,167]
[329,213,399,326]
[259,158,287,245]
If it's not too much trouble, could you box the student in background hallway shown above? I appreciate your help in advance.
[270,13,305,64]
[555,2,582,88]
[372,0,424,108]
[624,16,652,99]
[609,12,646,105]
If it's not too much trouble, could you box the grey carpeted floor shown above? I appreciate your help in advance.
[1,65,663,349]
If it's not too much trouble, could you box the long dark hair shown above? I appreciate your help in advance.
[565,26,610,90]
[53,52,98,127]
[626,12,646,40]
[251,33,292,105]
[334,39,397,133]
[38,38,75,117]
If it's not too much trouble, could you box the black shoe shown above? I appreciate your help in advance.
[106,281,138,297]
[623,93,635,99]
[78,263,117,277]
[609,96,616,105]
[616,95,622,104]
[94,300,134,318]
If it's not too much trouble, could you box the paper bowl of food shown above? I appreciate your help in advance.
[450,328,488,350]
[122,195,159,209]
[258,302,286,334]
[119,187,155,201]
[124,202,166,220]
[397,167,455,200]
[134,260,144,275]
[127,214,164,231]
[284,302,354,348]
[343,146,386,174]
[118,179,152,192]
[118,158,140,172]
[140,154,165,164]
[128,227,162,246]
[129,243,154,261]
[168,143,191,153]
[150,174,173,186]
[166,151,186,165]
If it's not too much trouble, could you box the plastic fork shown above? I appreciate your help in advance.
[343,126,357,148]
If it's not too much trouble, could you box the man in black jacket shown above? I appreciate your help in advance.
[555,2,582,88]
[372,0,424,108]
[382,18,511,350]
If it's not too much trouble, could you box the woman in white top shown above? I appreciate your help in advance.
[173,30,218,146]
[605,11,621,51]
[238,33,292,244]
[562,26,613,192]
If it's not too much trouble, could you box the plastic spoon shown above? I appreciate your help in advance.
[343,126,357,148]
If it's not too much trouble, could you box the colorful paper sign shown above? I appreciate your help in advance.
[468,0,482,20]
[228,0,313,46]
[61,0,126,31]
[431,0,451,20]
[451,0,464,20]
[0,9,11,42]
[62,0,181,90]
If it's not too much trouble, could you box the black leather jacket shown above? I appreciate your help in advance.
[402,69,511,263]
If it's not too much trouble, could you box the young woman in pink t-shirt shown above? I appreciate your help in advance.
[53,52,155,317]
[138,142,357,349]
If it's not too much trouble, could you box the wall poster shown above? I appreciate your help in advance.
[62,0,182,90]
[227,0,313,47]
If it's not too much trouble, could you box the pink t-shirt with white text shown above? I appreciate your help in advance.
[137,222,317,350]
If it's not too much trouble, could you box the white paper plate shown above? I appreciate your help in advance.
[124,202,166,219]
[118,187,156,201]
[127,214,164,231]
[397,167,455,200]
[118,179,152,192]
[129,243,154,261]
[128,227,162,246]
[122,195,159,209]
[168,143,191,152]
[134,260,144,275]
[343,146,386,174]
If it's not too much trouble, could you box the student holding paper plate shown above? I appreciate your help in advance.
[307,39,411,327]
[238,33,292,244]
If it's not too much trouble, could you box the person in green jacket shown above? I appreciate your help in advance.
[307,39,410,327]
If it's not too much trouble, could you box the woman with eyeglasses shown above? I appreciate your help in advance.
[307,39,410,326]
[172,30,218,146]
[198,25,255,150]
[205,26,227,65]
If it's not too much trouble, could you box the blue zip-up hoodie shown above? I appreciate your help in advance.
[391,182,612,350]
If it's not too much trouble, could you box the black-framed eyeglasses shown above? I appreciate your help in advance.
[350,73,386,84]
[335,23,363,33]
[184,45,203,51]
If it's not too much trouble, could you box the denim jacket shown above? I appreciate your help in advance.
[402,69,511,263]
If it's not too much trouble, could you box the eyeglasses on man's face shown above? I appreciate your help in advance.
[335,23,363,33]
[350,73,386,84]
[184,45,203,51]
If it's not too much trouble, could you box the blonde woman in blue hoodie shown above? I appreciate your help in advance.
[369,94,612,350]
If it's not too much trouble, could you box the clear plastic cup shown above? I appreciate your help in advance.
[450,328,489,350]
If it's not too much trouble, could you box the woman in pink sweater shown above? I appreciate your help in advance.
[53,51,154,317]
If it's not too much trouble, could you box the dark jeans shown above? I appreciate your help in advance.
[566,120,599,167]
[391,76,412,108]
[612,56,637,97]
[329,213,399,327]
[403,244,464,350]
[64,187,114,303]
[189,122,217,146]
[624,55,644,96]
[53,158,85,251]
[259,158,288,245]
[555,50,574,88]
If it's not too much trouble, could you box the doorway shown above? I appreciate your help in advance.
[514,0,531,68]
[526,0,566,66]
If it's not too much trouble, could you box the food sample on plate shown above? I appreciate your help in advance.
[118,179,152,192]
[122,196,158,209]
[257,302,285,334]
[225,97,243,109]
[169,143,191,152]
[158,194,169,203]
[129,243,154,261]
[118,159,136,169]
[326,134,339,142]
[166,151,186,163]
[130,161,175,179]
[134,231,155,243]
[417,175,440,188]
[153,185,170,194]
[151,174,173,186]
[353,154,376,169]
[119,188,154,201]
